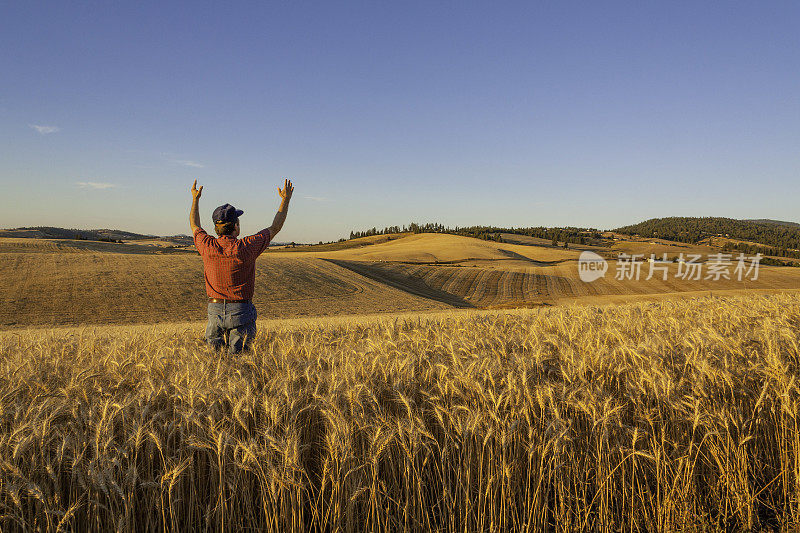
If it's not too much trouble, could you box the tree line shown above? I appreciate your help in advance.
[349,223,603,247]
[614,217,800,259]
[720,241,800,260]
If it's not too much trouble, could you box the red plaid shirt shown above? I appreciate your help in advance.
[193,227,271,300]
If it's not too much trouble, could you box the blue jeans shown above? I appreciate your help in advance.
[206,301,257,354]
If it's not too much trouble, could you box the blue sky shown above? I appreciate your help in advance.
[2,2,799,242]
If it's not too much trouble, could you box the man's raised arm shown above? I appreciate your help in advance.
[189,179,204,233]
[268,178,293,238]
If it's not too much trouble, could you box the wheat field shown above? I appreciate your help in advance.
[1,294,800,531]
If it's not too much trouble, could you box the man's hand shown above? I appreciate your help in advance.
[189,180,203,233]
[269,179,293,238]
[278,179,293,200]
[191,179,203,200]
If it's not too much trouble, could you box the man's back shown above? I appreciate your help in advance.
[188,179,292,354]
[193,228,271,300]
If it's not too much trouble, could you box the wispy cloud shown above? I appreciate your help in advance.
[172,159,204,168]
[303,196,329,202]
[30,124,60,135]
[77,181,117,190]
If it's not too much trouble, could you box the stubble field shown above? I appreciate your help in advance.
[2,232,800,328]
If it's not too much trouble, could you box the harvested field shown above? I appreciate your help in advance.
[2,232,799,328]
[327,257,800,308]
[0,252,448,327]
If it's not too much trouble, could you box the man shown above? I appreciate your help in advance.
[189,178,293,353]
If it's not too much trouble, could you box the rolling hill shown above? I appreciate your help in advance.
[2,231,799,328]
[613,217,800,252]
[0,226,195,246]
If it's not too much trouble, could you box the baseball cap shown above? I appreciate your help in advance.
[213,203,244,223]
